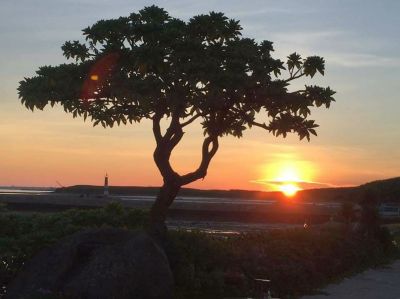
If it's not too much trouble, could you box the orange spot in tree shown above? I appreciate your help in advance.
[90,74,99,81]
[81,52,120,100]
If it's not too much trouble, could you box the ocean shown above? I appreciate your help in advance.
[0,187,54,195]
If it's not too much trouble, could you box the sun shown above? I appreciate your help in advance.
[279,183,300,197]
[275,166,302,197]
[259,160,314,197]
[275,165,302,197]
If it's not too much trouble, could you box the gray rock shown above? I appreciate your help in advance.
[6,228,173,299]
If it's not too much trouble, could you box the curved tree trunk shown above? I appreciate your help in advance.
[149,113,219,239]
[149,180,181,237]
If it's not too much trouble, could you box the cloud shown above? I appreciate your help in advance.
[267,30,400,68]
[271,30,344,47]
[325,53,400,68]
[226,6,316,17]
[252,179,338,190]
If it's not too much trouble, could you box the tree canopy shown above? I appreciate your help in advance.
[19,5,334,138]
[18,6,336,227]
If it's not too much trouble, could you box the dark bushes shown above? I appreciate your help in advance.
[166,228,398,298]
[0,204,147,297]
[0,206,398,298]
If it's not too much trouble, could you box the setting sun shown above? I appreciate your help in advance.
[275,165,301,182]
[276,165,302,196]
[279,183,300,197]
[257,159,316,197]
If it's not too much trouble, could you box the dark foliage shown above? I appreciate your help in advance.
[0,204,147,297]
[18,6,334,141]
[166,229,398,298]
[339,202,356,224]
[1,206,398,298]
[18,6,335,227]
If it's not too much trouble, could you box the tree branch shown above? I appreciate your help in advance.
[249,120,270,131]
[285,71,305,83]
[180,135,219,185]
[163,112,181,141]
[166,128,184,151]
[152,113,163,144]
[152,111,184,182]
[230,107,270,131]
[152,110,182,146]
[292,67,303,78]
[180,113,201,127]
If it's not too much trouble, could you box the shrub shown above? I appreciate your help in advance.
[0,206,398,298]
[166,228,399,298]
[0,204,147,297]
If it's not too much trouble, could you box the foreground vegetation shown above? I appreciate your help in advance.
[0,204,398,298]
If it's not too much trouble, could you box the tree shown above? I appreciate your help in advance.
[18,6,335,234]
[360,189,380,235]
[339,202,355,225]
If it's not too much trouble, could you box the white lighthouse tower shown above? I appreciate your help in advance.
[104,173,109,197]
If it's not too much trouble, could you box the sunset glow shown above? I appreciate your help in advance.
[275,165,302,196]
[279,183,300,197]
[275,165,302,183]
[1,1,399,191]
[256,159,315,196]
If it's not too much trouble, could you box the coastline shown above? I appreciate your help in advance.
[0,192,336,226]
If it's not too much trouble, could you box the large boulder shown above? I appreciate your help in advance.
[6,228,173,299]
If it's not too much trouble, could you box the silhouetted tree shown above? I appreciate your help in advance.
[360,189,380,235]
[339,202,355,225]
[18,6,336,234]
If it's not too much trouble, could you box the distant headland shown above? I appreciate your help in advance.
[55,177,400,203]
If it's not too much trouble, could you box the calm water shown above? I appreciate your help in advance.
[0,187,54,195]
[0,188,340,208]
[120,195,277,205]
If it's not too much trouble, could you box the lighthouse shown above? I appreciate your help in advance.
[104,173,109,197]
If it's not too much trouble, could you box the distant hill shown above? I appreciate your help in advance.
[359,177,400,201]
[294,177,400,203]
[55,177,400,203]
[55,185,287,201]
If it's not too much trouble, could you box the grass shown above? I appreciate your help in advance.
[0,203,398,298]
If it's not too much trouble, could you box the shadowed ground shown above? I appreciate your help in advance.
[301,260,400,299]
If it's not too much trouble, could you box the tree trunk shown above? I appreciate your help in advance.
[149,116,219,239]
[149,180,181,238]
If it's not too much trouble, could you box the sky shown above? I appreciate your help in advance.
[0,0,399,190]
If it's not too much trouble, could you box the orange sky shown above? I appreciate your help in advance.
[0,102,398,190]
[1,1,399,190]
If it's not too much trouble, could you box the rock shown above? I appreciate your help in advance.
[6,228,173,299]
